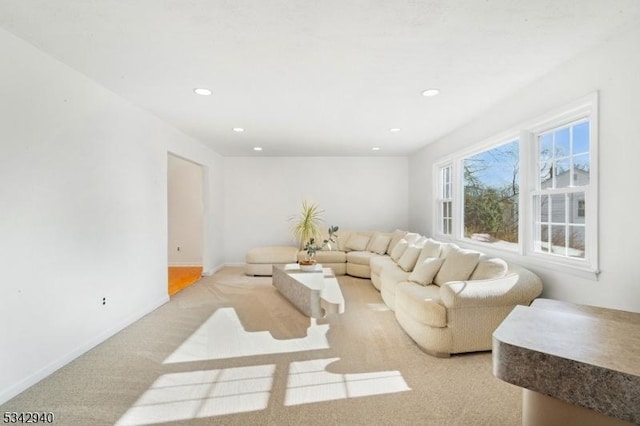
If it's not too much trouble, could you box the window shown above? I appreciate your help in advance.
[533,119,590,259]
[463,139,519,248]
[577,200,585,218]
[437,164,453,235]
[433,93,598,274]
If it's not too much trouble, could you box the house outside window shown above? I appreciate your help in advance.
[533,119,590,259]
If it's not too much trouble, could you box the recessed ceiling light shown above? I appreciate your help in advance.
[372,147,381,151]
[233,127,245,132]
[421,88,440,97]
[390,128,401,133]
[253,146,263,151]
[193,88,212,96]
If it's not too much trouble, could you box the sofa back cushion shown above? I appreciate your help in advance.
[404,232,421,245]
[408,257,445,285]
[434,246,481,286]
[470,257,508,280]
[438,243,460,258]
[390,239,409,261]
[367,233,392,255]
[345,233,371,251]
[330,230,361,251]
[319,229,351,251]
[386,229,408,255]
[416,239,443,265]
[397,244,422,272]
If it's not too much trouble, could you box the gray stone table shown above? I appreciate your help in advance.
[272,263,345,319]
[493,298,640,426]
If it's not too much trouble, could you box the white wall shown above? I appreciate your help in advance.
[167,155,203,266]
[224,156,409,263]
[0,28,225,404]
[409,25,640,312]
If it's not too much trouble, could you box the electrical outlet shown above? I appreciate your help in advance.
[102,297,106,306]
[177,246,181,251]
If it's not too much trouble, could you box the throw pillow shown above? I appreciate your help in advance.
[470,258,508,280]
[390,239,409,261]
[397,245,422,272]
[409,257,445,286]
[368,234,392,255]
[345,233,371,252]
[386,229,407,255]
[404,232,421,245]
[439,243,459,258]
[414,236,428,247]
[434,247,481,286]
[416,238,443,264]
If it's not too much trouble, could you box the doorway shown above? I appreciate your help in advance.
[167,154,204,295]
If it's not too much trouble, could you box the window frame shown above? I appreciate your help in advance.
[432,93,599,277]
[436,163,453,236]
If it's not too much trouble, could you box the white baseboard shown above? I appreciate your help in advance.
[0,295,169,405]
[202,263,227,276]
[168,262,203,267]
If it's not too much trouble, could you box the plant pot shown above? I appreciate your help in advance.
[299,259,317,272]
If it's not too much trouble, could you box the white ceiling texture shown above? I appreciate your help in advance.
[1,1,639,156]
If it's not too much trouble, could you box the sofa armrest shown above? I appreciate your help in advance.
[439,265,542,309]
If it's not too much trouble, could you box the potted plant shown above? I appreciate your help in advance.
[299,225,339,271]
[289,200,324,249]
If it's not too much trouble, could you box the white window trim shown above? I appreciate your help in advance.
[433,160,455,241]
[432,92,599,279]
[435,163,453,236]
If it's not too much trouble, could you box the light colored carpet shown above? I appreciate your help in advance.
[1,267,521,425]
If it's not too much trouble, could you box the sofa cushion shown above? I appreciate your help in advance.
[380,264,412,309]
[404,232,421,245]
[434,246,481,286]
[439,243,460,258]
[370,255,395,275]
[408,257,445,286]
[390,239,409,262]
[247,246,298,263]
[470,257,508,280]
[345,233,371,252]
[368,233,392,255]
[346,251,379,265]
[299,250,346,264]
[397,245,422,272]
[416,239,443,265]
[386,229,407,255]
[333,230,354,251]
[396,282,446,328]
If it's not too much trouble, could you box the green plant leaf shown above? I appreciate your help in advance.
[289,200,324,249]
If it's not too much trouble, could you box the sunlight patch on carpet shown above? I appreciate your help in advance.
[164,308,329,363]
[285,357,410,406]
[367,302,391,311]
[116,365,275,425]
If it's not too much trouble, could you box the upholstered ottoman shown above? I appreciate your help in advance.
[245,246,299,276]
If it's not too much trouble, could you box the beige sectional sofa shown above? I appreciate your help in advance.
[291,229,543,357]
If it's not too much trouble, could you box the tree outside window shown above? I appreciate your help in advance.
[463,140,519,247]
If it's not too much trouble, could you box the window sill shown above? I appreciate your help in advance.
[433,234,599,281]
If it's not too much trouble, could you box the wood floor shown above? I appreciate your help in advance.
[168,266,202,295]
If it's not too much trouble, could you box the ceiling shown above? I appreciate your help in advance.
[1,1,639,156]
